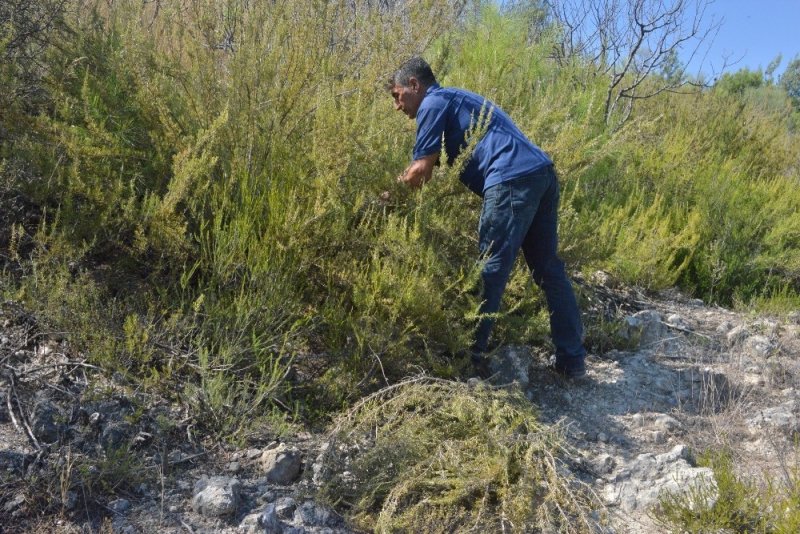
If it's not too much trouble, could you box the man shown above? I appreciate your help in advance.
[388,57,586,379]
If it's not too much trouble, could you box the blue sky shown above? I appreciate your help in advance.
[682,0,800,79]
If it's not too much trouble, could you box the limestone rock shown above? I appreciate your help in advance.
[239,504,281,534]
[743,335,774,358]
[603,445,716,512]
[620,310,666,347]
[748,401,799,435]
[191,475,241,517]
[666,313,689,330]
[260,444,302,485]
[293,500,343,528]
[726,324,749,346]
[487,345,533,386]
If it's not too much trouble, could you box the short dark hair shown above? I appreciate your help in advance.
[387,57,437,90]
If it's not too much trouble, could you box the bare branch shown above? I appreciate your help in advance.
[548,0,721,126]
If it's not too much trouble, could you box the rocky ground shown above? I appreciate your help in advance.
[1,281,799,533]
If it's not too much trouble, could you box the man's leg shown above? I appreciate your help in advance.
[473,183,517,353]
[520,168,586,373]
[473,174,547,354]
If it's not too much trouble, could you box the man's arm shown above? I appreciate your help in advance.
[397,153,439,188]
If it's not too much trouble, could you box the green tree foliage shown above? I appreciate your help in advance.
[715,67,764,96]
[780,55,800,108]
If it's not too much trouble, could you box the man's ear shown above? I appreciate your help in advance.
[408,77,420,92]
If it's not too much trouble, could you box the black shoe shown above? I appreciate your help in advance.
[550,363,588,382]
[472,356,493,380]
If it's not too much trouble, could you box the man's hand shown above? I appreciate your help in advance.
[397,153,439,188]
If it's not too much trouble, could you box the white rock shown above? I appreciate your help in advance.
[743,335,774,358]
[260,444,302,485]
[191,476,241,517]
[747,401,799,434]
[654,415,681,431]
[715,321,733,334]
[487,345,532,386]
[603,445,715,512]
[726,325,749,346]
[666,313,689,330]
[620,310,666,347]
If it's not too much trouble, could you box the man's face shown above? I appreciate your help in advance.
[390,78,425,119]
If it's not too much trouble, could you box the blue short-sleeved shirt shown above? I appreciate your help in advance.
[412,84,552,196]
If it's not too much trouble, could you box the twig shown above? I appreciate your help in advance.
[8,360,102,378]
[5,387,22,434]
[169,451,207,466]
[180,519,195,533]
[6,370,42,450]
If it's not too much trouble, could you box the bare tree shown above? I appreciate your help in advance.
[547,0,722,126]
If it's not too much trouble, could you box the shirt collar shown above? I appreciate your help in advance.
[425,83,441,96]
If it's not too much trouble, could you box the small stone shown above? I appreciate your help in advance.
[631,413,645,427]
[726,325,749,345]
[227,461,241,473]
[108,498,131,514]
[652,431,667,444]
[132,432,153,447]
[246,448,263,460]
[260,504,282,530]
[168,505,179,513]
[294,501,339,527]
[597,432,608,443]
[486,345,533,386]
[3,493,26,513]
[191,476,241,517]
[275,496,297,519]
[592,453,615,474]
[258,490,276,504]
[31,400,61,444]
[715,321,733,334]
[620,310,666,347]
[666,313,689,330]
[654,415,681,431]
[744,335,773,357]
[260,444,302,485]
[0,335,9,345]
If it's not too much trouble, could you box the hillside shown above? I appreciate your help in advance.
[2,1,800,532]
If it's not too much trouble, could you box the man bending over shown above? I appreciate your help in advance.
[389,57,586,379]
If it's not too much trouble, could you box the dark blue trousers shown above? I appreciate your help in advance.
[473,165,586,373]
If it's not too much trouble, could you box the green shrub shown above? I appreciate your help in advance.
[657,450,800,533]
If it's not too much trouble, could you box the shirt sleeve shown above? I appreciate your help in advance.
[412,99,448,161]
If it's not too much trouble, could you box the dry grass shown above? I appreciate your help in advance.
[315,377,601,533]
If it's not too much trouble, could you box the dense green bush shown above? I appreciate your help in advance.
[1,0,799,434]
